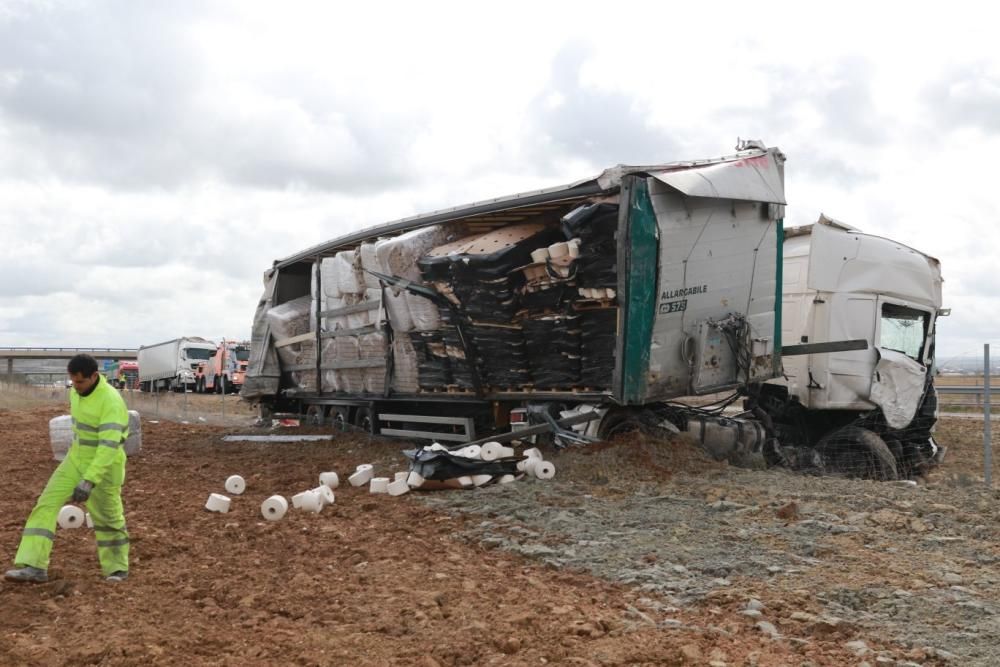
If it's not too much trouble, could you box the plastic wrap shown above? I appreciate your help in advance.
[359,242,381,289]
[334,336,364,393]
[410,331,451,389]
[334,250,364,295]
[266,295,312,341]
[375,224,460,282]
[360,332,388,394]
[406,292,442,331]
[320,338,341,392]
[391,336,420,393]
[384,288,413,332]
[320,257,342,298]
[289,340,318,391]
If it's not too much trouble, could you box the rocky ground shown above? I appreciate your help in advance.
[0,392,993,665]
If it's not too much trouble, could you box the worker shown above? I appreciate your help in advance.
[117,369,126,389]
[4,354,130,583]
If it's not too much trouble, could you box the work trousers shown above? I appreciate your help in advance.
[13,457,129,576]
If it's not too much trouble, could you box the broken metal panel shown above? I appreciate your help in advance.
[644,181,780,399]
[241,268,282,400]
[870,348,927,429]
[648,149,786,205]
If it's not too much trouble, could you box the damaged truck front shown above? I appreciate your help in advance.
[240,141,944,481]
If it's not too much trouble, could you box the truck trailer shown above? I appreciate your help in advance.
[241,142,944,480]
[138,337,218,392]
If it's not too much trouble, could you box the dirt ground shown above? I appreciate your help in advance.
[0,393,992,666]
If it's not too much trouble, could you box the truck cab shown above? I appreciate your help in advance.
[196,340,250,394]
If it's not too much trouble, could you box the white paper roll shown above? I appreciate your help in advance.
[457,476,473,488]
[499,474,517,484]
[407,471,425,488]
[293,490,323,513]
[533,461,556,480]
[394,471,408,483]
[225,475,246,495]
[480,442,503,461]
[523,447,543,460]
[205,493,231,513]
[57,505,85,529]
[369,477,390,494]
[319,471,340,489]
[355,463,374,472]
[260,495,289,521]
[567,238,581,258]
[530,247,550,263]
[427,443,447,452]
[349,467,374,487]
[387,479,410,496]
[548,241,569,258]
[471,474,493,487]
[313,485,336,506]
[460,445,482,459]
[85,512,94,528]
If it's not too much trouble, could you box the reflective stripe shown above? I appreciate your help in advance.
[96,538,130,548]
[73,419,99,433]
[98,439,121,448]
[23,528,55,540]
[93,525,127,533]
[77,439,99,448]
[98,423,126,432]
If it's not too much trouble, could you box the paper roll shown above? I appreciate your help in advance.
[313,485,336,506]
[407,471,425,488]
[427,443,447,452]
[471,474,493,487]
[394,471,408,483]
[523,447,543,460]
[369,477,390,494]
[530,247,550,263]
[57,505,85,529]
[293,490,323,513]
[356,463,374,472]
[387,478,410,496]
[349,467,374,487]
[205,493,231,513]
[533,461,556,480]
[85,512,94,528]
[460,445,482,459]
[567,238,581,258]
[499,474,517,484]
[225,475,246,495]
[457,476,473,488]
[480,442,503,461]
[319,471,340,489]
[260,495,289,521]
[548,241,569,258]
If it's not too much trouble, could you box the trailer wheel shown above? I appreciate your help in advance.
[329,407,349,432]
[353,406,374,435]
[304,405,326,427]
[818,426,899,481]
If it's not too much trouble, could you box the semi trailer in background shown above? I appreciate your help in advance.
[138,337,217,392]
[241,141,945,480]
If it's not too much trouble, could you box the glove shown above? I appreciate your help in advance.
[72,480,94,503]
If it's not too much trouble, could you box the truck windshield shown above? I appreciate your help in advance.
[234,349,250,361]
[879,304,929,361]
[185,348,215,361]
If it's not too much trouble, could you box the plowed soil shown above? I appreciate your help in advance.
[0,399,976,665]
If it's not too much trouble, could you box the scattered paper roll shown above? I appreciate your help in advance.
[369,477,390,494]
[205,493,231,513]
[292,490,322,513]
[407,471,425,488]
[460,445,482,459]
[85,512,94,528]
[499,474,517,484]
[394,472,408,483]
[349,467,375,487]
[480,442,503,461]
[533,461,556,480]
[387,479,410,496]
[567,238,581,258]
[523,447,543,460]
[530,247,550,263]
[313,485,335,506]
[319,472,340,489]
[225,475,246,495]
[57,505,85,529]
[457,476,473,488]
[472,474,493,487]
[427,443,447,452]
[356,463,374,472]
[548,241,569,258]
[260,495,289,521]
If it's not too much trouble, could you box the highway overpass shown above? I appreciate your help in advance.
[1,348,138,377]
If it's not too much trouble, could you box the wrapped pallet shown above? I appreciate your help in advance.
[360,332,388,394]
[359,242,381,289]
[290,339,318,391]
[391,336,420,394]
[334,336,364,393]
[321,338,341,392]
[320,256,342,299]
[334,250,364,295]
[266,296,313,367]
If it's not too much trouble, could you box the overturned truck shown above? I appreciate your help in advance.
[242,142,945,480]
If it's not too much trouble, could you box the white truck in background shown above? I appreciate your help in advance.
[138,337,217,392]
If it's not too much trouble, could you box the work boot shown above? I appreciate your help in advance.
[105,571,128,582]
[4,566,48,583]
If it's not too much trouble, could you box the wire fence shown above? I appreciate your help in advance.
[0,378,257,427]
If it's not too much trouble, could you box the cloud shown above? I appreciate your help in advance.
[923,63,1000,134]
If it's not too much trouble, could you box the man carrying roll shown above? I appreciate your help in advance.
[4,354,131,583]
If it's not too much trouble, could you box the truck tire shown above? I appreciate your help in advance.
[305,404,326,427]
[818,426,898,481]
[353,406,374,435]
[330,407,349,432]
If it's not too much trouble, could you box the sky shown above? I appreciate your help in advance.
[0,0,997,360]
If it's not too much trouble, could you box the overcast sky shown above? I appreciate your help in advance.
[0,1,996,361]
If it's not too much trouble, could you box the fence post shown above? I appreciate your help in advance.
[221,375,226,421]
[985,344,992,487]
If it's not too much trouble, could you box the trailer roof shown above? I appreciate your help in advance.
[274,145,784,269]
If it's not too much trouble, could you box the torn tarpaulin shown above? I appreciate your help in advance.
[403,447,520,482]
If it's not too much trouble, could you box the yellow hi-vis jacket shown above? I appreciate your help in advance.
[69,375,130,485]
